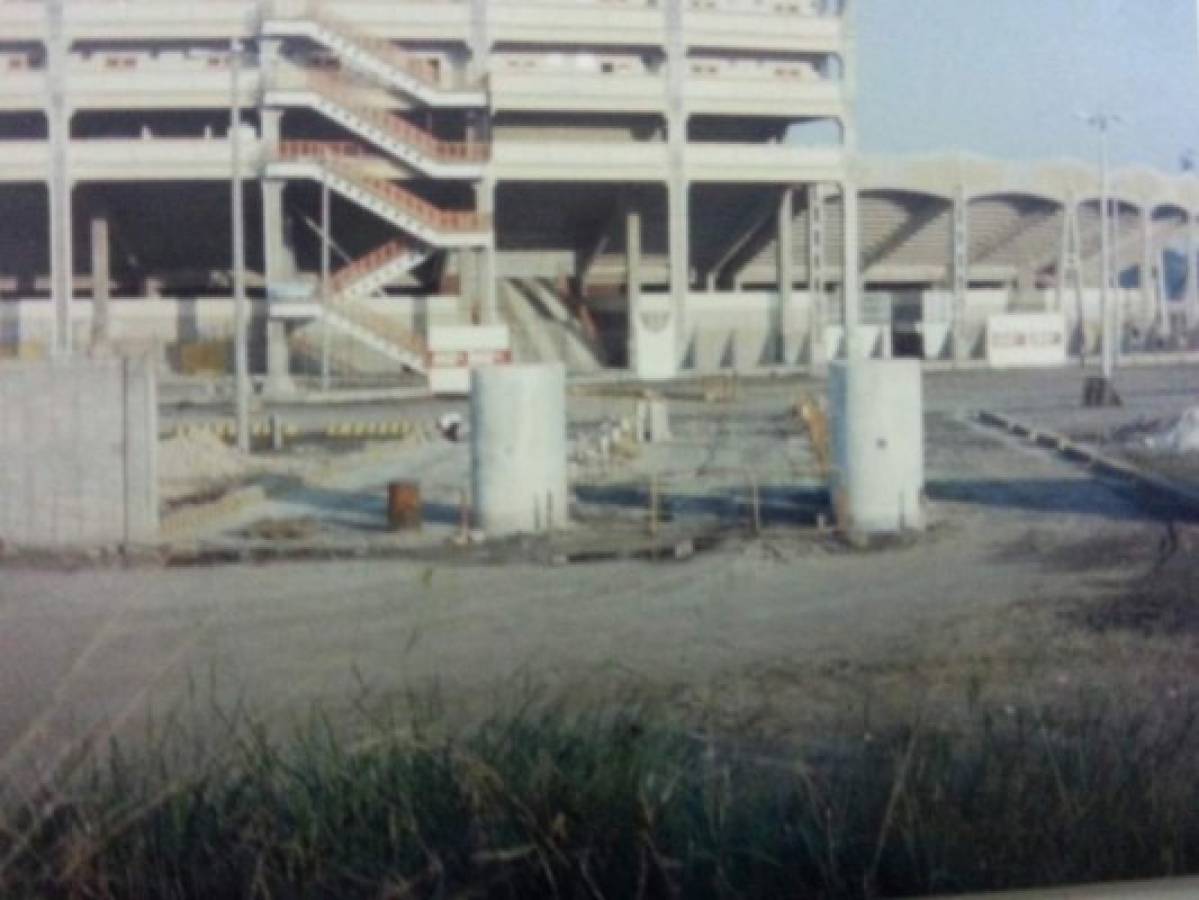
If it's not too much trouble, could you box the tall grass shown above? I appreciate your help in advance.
[3,690,1199,898]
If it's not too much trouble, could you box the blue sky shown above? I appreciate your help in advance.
[855,0,1199,172]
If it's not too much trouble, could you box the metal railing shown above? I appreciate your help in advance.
[277,141,489,234]
[299,70,489,163]
[329,239,423,295]
[265,0,465,93]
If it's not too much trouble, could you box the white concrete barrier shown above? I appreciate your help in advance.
[630,295,679,381]
[986,313,1069,368]
[0,357,158,547]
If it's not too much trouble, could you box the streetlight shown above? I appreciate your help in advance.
[1078,109,1122,399]
[230,39,250,452]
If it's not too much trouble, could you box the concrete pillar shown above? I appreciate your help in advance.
[625,206,642,372]
[475,179,497,324]
[841,180,862,361]
[259,93,297,295]
[265,318,295,396]
[457,250,476,323]
[667,178,689,361]
[470,363,568,536]
[469,0,491,83]
[665,0,688,363]
[951,185,970,364]
[829,359,925,535]
[1142,212,1168,342]
[90,217,111,348]
[1188,214,1199,333]
[47,0,73,356]
[1055,201,1070,314]
[807,183,828,374]
[776,186,794,365]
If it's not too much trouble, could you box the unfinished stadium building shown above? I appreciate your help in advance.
[2,0,1199,386]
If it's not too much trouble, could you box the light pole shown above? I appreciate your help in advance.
[230,39,250,452]
[1080,110,1122,390]
[320,178,331,392]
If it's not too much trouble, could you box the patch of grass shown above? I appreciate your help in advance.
[3,692,1199,898]
[1071,556,1199,636]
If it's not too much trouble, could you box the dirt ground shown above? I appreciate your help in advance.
[2,366,1199,781]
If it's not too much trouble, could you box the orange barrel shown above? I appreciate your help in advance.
[387,481,422,531]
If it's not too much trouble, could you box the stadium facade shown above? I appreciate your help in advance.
[1,0,1197,383]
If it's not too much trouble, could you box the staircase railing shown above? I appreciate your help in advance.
[329,240,422,296]
[332,303,430,361]
[265,0,467,94]
[277,141,490,234]
[301,70,489,164]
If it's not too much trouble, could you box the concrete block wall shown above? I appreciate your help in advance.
[0,357,158,547]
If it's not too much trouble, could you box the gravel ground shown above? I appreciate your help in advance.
[3,366,1199,780]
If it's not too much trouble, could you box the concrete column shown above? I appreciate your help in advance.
[469,0,491,83]
[842,180,862,361]
[90,217,111,348]
[776,186,794,365]
[47,0,73,356]
[265,318,295,396]
[1188,214,1199,332]
[1056,201,1070,313]
[1158,237,1172,339]
[807,183,828,373]
[625,206,642,372]
[457,250,476,322]
[667,179,689,359]
[951,185,970,364]
[260,112,296,293]
[1142,212,1168,342]
[665,0,688,362]
[475,179,497,324]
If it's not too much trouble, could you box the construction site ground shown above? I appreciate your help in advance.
[3,364,1199,775]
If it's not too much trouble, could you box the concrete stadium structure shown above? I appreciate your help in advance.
[2,0,1198,385]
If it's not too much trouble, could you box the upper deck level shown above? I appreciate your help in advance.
[0,0,846,56]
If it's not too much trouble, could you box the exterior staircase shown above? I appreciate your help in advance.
[262,0,494,380]
[265,70,487,178]
[261,0,486,108]
[269,142,490,249]
[329,240,430,300]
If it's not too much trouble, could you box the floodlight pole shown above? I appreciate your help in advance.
[320,178,331,392]
[1082,111,1120,385]
[1098,116,1114,381]
[230,39,250,452]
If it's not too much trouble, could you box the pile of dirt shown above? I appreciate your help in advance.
[158,430,251,491]
[1116,406,1199,455]
[158,426,256,500]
